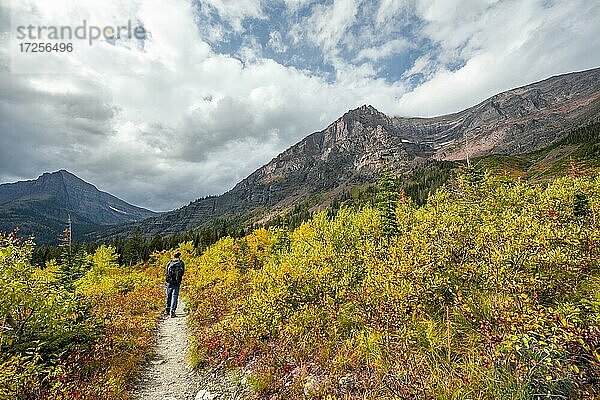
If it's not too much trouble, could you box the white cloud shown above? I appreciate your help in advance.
[267,31,288,53]
[356,38,409,62]
[396,0,600,117]
[281,0,314,12]
[304,0,361,57]
[375,0,411,25]
[401,54,433,79]
[199,0,264,33]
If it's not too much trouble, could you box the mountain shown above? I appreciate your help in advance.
[392,68,600,160]
[0,170,157,243]
[91,67,600,239]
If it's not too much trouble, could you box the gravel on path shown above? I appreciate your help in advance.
[133,299,249,400]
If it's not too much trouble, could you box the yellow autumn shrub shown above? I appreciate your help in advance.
[183,174,600,399]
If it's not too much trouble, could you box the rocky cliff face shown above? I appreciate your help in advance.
[392,68,600,160]
[105,105,429,237]
[238,105,418,201]
[92,67,600,239]
[0,170,157,243]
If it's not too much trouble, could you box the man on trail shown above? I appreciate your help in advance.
[164,251,185,318]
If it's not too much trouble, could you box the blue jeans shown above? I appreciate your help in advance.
[165,282,181,313]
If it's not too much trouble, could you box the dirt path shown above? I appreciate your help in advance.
[133,299,249,400]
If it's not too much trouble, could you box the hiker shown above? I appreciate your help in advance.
[164,251,185,318]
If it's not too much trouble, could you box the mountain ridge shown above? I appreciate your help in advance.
[0,170,157,243]
[392,67,600,160]
[85,67,599,240]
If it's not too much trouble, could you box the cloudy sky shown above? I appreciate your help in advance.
[1,0,599,211]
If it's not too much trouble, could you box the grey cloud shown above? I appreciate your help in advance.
[0,73,116,177]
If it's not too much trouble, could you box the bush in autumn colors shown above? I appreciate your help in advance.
[184,173,599,399]
[0,238,163,400]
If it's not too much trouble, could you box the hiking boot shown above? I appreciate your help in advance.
[170,311,176,318]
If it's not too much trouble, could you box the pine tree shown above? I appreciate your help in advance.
[57,236,91,291]
[375,172,399,236]
[574,191,590,217]
[122,227,145,266]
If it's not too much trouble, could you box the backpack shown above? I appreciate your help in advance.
[166,259,184,284]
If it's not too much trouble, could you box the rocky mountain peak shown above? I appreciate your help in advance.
[39,169,89,186]
[346,104,381,115]
[320,105,392,149]
[340,104,389,126]
[0,171,158,243]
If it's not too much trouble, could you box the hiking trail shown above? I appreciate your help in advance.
[133,299,249,400]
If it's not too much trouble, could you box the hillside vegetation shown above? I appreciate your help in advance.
[474,122,600,181]
[0,238,163,399]
[182,172,600,399]
[2,171,599,399]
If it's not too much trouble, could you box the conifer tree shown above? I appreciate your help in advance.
[56,218,90,290]
[122,227,145,266]
[375,171,399,236]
